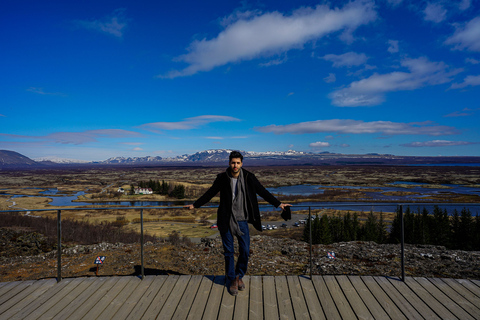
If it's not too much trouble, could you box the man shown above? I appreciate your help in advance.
[185,151,290,295]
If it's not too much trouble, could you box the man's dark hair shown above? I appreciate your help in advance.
[229,150,243,162]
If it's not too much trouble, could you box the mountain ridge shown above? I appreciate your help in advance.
[2,149,480,168]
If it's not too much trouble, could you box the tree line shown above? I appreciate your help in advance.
[302,206,480,251]
[131,179,186,199]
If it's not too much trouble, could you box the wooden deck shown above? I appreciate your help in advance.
[1,275,479,319]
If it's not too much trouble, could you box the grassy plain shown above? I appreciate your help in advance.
[1,165,479,237]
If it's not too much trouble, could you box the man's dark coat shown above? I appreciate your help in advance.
[193,168,281,233]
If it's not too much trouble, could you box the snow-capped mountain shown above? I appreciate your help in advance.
[34,156,89,164]
[101,156,163,164]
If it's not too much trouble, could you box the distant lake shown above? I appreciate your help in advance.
[406,163,480,167]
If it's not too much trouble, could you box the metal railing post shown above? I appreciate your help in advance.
[400,205,405,282]
[57,209,62,282]
[140,208,144,280]
[309,206,312,279]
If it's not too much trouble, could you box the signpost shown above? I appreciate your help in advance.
[94,256,106,276]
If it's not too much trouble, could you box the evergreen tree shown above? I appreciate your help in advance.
[458,208,473,251]
[362,210,379,242]
[343,212,353,241]
[318,214,332,244]
[169,184,185,199]
[329,214,344,243]
[450,209,461,249]
[377,211,388,244]
[302,215,312,243]
[352,212,359,241]
[474,214,480,251]
[389,207,402,244]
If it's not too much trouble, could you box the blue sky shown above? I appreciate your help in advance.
[1,0,479,161]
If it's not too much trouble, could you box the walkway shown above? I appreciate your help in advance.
[1,275,479,319]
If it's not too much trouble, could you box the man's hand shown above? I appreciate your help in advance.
[278,203,291,211]
[184,204,195,210]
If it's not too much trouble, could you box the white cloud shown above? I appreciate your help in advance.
[75,9,128,38]
[329,57,461,106]
[1,129,141,145]
[340,143,350,147]
[466,58,479,64]
[387,40,399,53]
[141,115,240,131]
[386,0,403,7]
[322,52,368,67]
[27,87,65,96]
[445,17,480,52]
[259,55,288,67]
[444,109,473,117]
[133,147,143,151]
[0,114,5,117]
[401,140,476,147]
[256,119,459,136]
[449,75,480,89]
[161,0,377,78]
[310,141,330,148]
[459,0,471,11]
[424,3,447,23]
[324,73,336,83]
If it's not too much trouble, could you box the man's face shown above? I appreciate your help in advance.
[229,158,243,175]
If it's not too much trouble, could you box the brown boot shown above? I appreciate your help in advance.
[238,277,245,291]
[229,278,238,296]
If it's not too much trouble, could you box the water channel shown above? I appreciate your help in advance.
[4,182,480,215]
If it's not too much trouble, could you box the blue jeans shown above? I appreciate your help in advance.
[220,221,250,282]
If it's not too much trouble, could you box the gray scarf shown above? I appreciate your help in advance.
[229,168,247,236]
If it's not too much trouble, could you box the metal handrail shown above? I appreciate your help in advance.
[2,202,478,282]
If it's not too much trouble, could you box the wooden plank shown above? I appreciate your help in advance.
[429,278,480,319]
[248,276,263,320]
[0,280,36,305]
[414,277,476,320]
[156,275,191,320]
[362,276,407,320]
[141,274,179,320]
[386,277,440,320]
[38,277,96,320]
[112,276,156,320]
[52,276,121,320]
[374,277,424,320]
[286,276,309,320]
[233,276,249,320]
[299,276,325,320]
[51,277,109,320]
[348,276,390,320]
[35,278,92,320]
[80,276,133,320]
[125,275,168,320]
[336,275,373,320]
[0,281,25,299]
[455,279,480,298]
[202,275,225,320]
[0,279,56,319]
[323,275,356,320]
[405,277,457,319]
[471,279,480,288]
[311,276,341,320]
[218,278,236,320]
[14,278,80,320]
[275,276,294,320]
[186,275,214,320]
[441,278,480,311]
[172,275,203,320]
[98,276,142,320]
[262,276,279,320]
